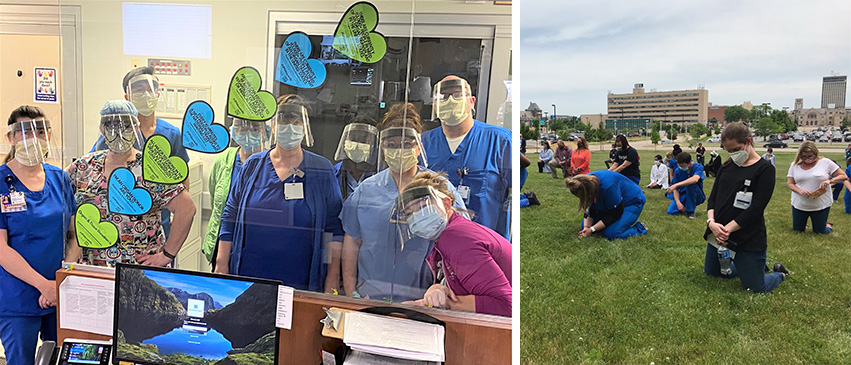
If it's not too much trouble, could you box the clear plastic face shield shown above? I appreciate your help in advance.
[127,74,160,117]
[397,185,451,241]
[272,104,313,149]
[378,127,427,173]
[8,118,55,167]
[334,123,379,167]
[431,78,473,126]
[100,114,144,154]
[230,118,271,153]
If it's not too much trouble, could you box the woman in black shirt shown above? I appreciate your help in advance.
[609,135,641,184]
[704,122,788,292]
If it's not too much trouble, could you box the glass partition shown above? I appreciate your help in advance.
[51,0,511,322]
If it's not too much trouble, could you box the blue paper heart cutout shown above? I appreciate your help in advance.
[182,100,230,153]
[275,31,327,89]
[108,168,153,215]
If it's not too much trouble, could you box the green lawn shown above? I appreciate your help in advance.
[520,150,851,364]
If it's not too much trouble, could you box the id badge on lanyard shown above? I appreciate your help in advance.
[457,167,470,202]
[733,179,752,209]
[1,175,26,213]
[284,167,305,200]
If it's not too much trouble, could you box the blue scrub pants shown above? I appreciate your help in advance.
[520,193,529,208]
[703,244,784,293]
[584,203,647,240]
[0,313,56,365]
[666,184,705,215]
[832,183,842,201]
[845,187,851,214]
[792,207,832,234]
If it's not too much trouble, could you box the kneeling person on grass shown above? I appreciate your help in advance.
[666,151,705,219]
[566,171,647,240]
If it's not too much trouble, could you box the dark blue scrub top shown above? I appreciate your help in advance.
[588,170,646,214]
[0,164,75,316]
[220,155,314,290]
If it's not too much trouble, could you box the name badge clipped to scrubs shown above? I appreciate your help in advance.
[1,175,26,213]
[285,183,304,200]
[733,179,753,210]
[456,167,470,202]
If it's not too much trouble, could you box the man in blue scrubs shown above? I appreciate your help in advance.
[421,76,512,239]
[666,151,706,219]
[90,67,189,238]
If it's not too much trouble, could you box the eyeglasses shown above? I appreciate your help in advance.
[382,140,417,149]
[435,90,465,101]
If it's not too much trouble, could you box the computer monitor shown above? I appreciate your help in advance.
[113,264,280,365]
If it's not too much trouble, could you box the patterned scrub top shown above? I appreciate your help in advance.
[66,151,184,267]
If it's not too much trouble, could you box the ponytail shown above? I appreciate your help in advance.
[564,174,599,211]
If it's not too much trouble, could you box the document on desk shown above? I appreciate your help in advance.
[58,276,114,336]
[343,312,445,362]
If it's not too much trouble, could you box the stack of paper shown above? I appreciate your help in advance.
[343,312,445,362]
[344,350,440,365]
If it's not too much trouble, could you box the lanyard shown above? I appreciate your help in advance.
[5,175,16,193]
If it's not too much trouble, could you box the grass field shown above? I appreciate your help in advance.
[520,149,851,364]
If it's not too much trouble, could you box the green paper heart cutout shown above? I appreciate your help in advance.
[332,2,387,64]
[227,66,277,121]
[143,134,189,184]
[75,203,118,249]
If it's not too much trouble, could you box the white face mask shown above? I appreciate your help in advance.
[384,148,418,172]
[437,96,470,126]
[730,148,749,167]
[344,140,372,163]
[131,92,159,117]
[14,138,49,166]
[654,160,661,166]
[276,124,304,150]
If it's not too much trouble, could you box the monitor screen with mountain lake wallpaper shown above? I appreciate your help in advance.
[113,264,280,365]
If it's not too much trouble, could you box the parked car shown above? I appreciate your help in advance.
[832,132,844,142]
[845,133,851,142]
[763,140,788,148]
[818,135,830,143]
[707,136,721,143]
[793,135,805,142]
[806,134,817,141]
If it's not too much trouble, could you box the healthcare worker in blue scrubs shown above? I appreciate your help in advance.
[203,118,270,268]
[89,67,189,239]
[666,151,706,219]
[421,76,512,239]
[565,170,648,240]
[333,117,379,201]
[0,106,75,365]
[341,103,467,302]
[215,95,344,293]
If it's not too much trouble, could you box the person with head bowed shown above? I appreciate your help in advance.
[570,137,591,176]
[665,151,706,219]
[609,135,641,184]
[90,67,189,240]
[340,103,468,302]
[547,139,573,179]
[565,171,648,240]
[66,100,195,267]
[761,147,775,167]
[399,172,511,317]
[646,154,669,189]
[215,95,344,293]
[333,116,379,201]
[704,122,789,292]
[0,106,76,365]
[537,140,553,173]
[203,118,271,269]
[421,76,512,239]
[668,144,683,182]
[786,141,847,234]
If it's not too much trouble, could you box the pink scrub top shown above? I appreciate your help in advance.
[427,212,512,317]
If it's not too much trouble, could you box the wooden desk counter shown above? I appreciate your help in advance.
[56,269,512,364]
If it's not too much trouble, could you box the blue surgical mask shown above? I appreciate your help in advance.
[679,165,689,172]
[230,126,263,151]
[407,210,448,241]
[276,124,303,150]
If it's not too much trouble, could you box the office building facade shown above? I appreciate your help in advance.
[821,75,847,108]
[607,84,709,130]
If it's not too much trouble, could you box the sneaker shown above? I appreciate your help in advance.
[634,221,647,233]
[687,212,696,219]
[525,191,540,206]
[773,263,790,276]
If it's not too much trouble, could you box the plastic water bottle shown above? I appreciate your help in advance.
[717,246,732,275]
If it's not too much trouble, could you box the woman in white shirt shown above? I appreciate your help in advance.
[786,141,847,234]
[537,141,554,173]
[646,154,669,189]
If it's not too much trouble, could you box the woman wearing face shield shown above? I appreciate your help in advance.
[215,95,344,293]
[340,103,468,302]
[0,106,76,365]
[398,172,511,317]
[203,118,271,268]
[333,117,379,201]
[65,101,195,267]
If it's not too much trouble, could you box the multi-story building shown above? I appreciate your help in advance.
[521,102,542,127]
[794,97,849,128]
[606,83,709,131]
[821,75,847,108]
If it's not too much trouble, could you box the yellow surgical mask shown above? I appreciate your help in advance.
[384,148,418,172]
[344,140,372,163]
[437,96,470,126]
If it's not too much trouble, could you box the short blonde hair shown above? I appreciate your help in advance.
[793,141,821,165]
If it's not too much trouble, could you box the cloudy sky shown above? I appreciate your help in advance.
[518,0,851,117]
